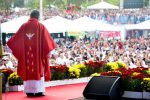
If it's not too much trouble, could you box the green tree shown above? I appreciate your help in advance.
[13,0,24,7]
[25,0,39,9]
[106,0,119,6]
[0,0,13,15]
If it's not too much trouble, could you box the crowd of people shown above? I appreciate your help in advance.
[1,8,150,25]
[0,7,150,69]
[0,9,30,23]
[49,37,150,68]
[0,37,150,70]
[65,8,150,24]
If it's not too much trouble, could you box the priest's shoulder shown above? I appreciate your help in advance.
[39,22,47,29]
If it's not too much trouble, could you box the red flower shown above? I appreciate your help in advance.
[100,71,121,76]
[132,73,147,80]
[50,65,68,73]
[84,61,105,69]
[2,69,13,75]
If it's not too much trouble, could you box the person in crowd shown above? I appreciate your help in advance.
[7,10,56,97]
[0,55,14,93]
[0,56,13,69]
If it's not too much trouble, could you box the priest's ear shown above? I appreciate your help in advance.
[30,10,39,20]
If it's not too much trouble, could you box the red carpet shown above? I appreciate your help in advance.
[2,83,87,100]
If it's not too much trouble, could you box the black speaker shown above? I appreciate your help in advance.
[83,76,123,100]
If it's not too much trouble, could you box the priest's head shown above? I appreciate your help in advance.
[30,10,39,20]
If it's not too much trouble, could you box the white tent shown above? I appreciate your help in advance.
[124,24,138,30]
[1,16,29,33]
[87,1,119,9]
[67,16,121,32]
[96,23,121,31]
[42,16,72,33]
[125,20,150,30]
[134,20,150,30]
[67,16,98,32]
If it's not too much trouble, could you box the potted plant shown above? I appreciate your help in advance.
[141,78,150,99]
[8,72,23,91]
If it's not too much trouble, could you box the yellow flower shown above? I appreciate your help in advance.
[147,68,150,75]
[132,72,140,76]
[143,78,150,82]
[142,78,150,91]
[68,66,81,78]
[107,62,119,70]
[90,73,100,77]
[116,61,127,68]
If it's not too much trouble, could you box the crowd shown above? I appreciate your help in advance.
[0,9,30,23]
[0,36,150,70]
[49,37,150,68]
[65,8,150,24]
[1,8,150,25]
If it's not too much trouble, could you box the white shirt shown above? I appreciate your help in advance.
[55,57,65,65]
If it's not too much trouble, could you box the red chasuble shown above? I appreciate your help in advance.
[7,18,56,81]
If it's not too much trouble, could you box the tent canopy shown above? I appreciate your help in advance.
[42,16,72,33]
[1,15,122,34]
[68,16,121,32]
[1,16,29,33]
[134,20,150,30]
[125,20,150,30]
[67,16,98,32]
[87,1,119,9]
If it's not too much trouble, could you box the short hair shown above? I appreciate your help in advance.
[30,10,39,19]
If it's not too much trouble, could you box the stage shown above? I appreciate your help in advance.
[2,83,87,100]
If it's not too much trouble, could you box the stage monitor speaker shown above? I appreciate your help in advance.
[83,76,123,100]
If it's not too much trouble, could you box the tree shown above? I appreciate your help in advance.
[25,0,39,9]
[13,0,24,7]
[106,0,119,6]
[0,0,14,15]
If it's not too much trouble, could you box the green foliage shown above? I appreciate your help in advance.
[14,0,24,7]
[25,0,39,9]
[8,72,23,86]
[106,0,119,6]
[0,0,13,14]
[80,67,88,77]
[124,79,142,92]
[0,0,147,11]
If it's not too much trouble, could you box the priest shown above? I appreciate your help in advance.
[7,10,56,97]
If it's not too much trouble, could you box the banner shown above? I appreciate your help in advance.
[100,31,120,39]
[67,31,86,38]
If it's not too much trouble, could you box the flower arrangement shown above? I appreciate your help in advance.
[7,60,150,92]
[146,68,150,75]
[8,72,23,86]
[99,67,149,92]
[68,64,88,78]
[1,69,13,76]
[141,78,150,92]
[116,61,127,68]
[71,64,87,77]
[51,65,69,80]
[68,66,81,78]
[105,61,127,71]
[100,71,122,76]
[105,62,119,71]
[84,61,105,75]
